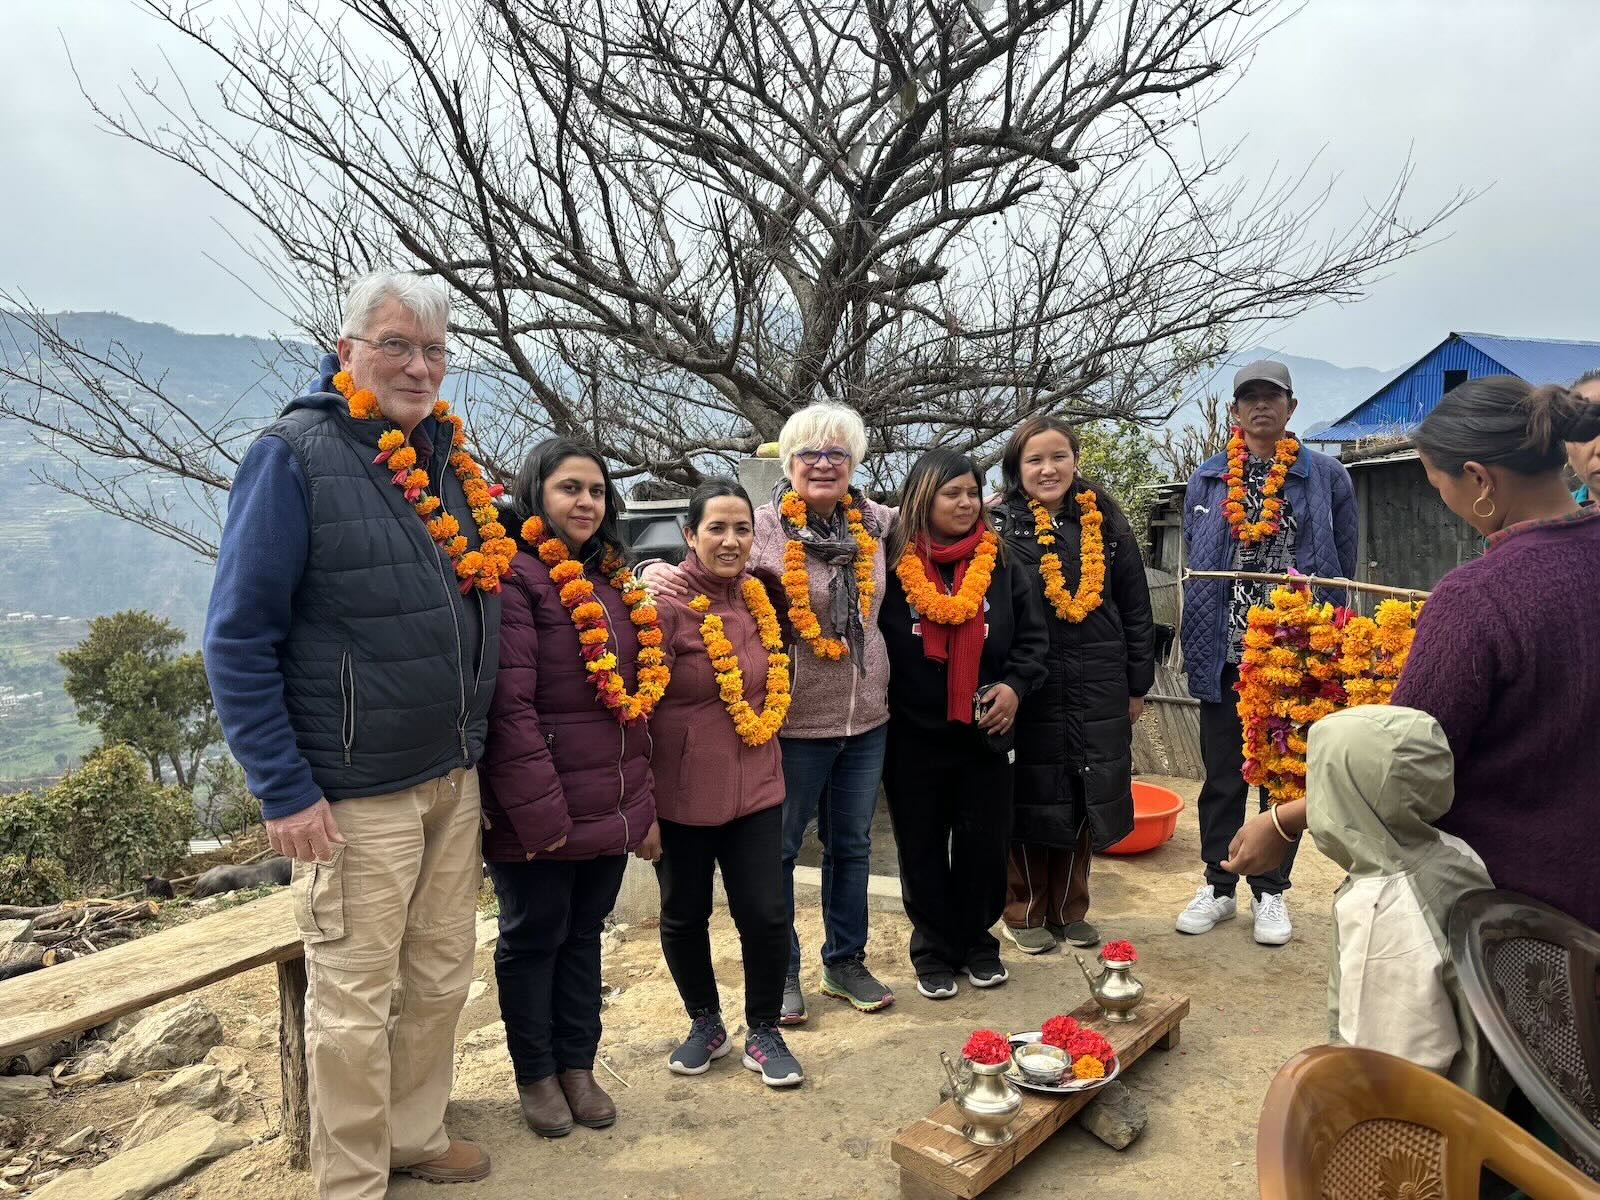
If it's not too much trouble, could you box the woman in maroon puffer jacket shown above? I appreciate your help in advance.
[479,438,659,1141]
[651,482,804,1089]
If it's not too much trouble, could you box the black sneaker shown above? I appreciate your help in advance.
[779,973,808,1026]
[916,969,958,1000]
[668,1010,731,1076]
[965,956,1009,989]
[820,956,895,1012]
[743,1023,804,1088]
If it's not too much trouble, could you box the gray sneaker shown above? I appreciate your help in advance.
[820,956,895,1012]
[668,1010,730,1076]
[743,1023,804,1088]
[779,974,807,1025]
[1003,924,1057,954]
[1053,921,1100,948]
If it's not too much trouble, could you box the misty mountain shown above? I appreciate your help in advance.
[1177,349,1400,438]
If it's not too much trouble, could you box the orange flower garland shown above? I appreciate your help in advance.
[333,371,515,593]
[1224,428,1300,545]
[1032,492,1105,622]
[1238,584,1423,803]
[521,516,670,723]
[895,531,1000,624]
[779,490,878,660]
[688,580,792,746]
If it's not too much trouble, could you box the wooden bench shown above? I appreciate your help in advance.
[0,890,310,1167]
[891,992,1190,1199]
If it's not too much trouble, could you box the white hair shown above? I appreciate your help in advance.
[339,271,450,339]
[778,402,869,471]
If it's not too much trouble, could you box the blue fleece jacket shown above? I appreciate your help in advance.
[203,353,442,820]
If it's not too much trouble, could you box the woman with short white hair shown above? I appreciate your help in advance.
[646,401,897,1020]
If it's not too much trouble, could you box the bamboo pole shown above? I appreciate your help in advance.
[1180,569,1430,601]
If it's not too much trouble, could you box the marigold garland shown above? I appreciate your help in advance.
[521,516,670,723]
[895,530,1001,625]
[1032,491,1106,622]
[1238,584,1423,803]
[687,580,792,746]
[333,371,515,593]
[961,1029,1013,1067]
[1224,427,1300,545]
[779,490,878,660]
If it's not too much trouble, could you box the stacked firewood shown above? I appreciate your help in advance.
[0,899,161,981]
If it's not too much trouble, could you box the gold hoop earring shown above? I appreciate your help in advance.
[1472,495,1496,519]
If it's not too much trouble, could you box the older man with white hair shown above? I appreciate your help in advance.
[205,271,513,1196]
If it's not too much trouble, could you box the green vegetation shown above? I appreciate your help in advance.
[0,743,194,902]
[0,619,98,784]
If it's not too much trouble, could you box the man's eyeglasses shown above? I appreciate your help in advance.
[350,335,450,367]
[796,448,852,467]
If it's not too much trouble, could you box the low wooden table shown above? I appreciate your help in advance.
[891,991,1190,1199]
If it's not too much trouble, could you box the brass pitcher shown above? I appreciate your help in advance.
[1076,952,1145,1024]
[939,1051,1022,1146]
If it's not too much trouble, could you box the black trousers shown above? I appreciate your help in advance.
[883,722,1013,976]
[655,806,788,1027]
[1198,664,1298,898]
[486,854,627,1084]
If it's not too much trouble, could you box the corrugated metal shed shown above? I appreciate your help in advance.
[1312,331,1600,444]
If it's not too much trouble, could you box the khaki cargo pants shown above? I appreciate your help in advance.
[292,767,483,1200]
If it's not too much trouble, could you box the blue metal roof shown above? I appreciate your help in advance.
[1313,331,1600,443]
[1453,333,1600,387]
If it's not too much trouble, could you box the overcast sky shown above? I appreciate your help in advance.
[3,0,1597,371]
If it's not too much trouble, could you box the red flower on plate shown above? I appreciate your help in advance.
[1040,1015,1081,1049]
[1065,1029,1115,1064]
[961,1030,1013,1067]
[1101,939,1138,964]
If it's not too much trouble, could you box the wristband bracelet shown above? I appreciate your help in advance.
[1269,804,1298,844]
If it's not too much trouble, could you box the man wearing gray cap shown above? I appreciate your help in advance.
[1175,359,1357,946]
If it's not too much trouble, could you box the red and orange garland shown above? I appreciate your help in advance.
[1037,1017,1116,1080]
[334,370,516,594]
[521,516,670,723]
[1238,584,1422,803]
[689,582,792,746]
[779,490,878,660]
[1032,492,1105,622]
[1224,428,1300,545]
[895,530,1000,624]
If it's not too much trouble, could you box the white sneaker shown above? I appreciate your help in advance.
[1175,884,1237,935]
[1253,892,1293,945]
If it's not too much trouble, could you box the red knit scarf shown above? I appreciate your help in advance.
[915,526,988,723]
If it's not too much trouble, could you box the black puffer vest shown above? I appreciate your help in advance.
[266,393,501,800]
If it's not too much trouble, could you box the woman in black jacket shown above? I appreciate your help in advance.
[880,449,1049,1000]
[991,417,1155,954]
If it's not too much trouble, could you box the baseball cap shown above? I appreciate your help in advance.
[1232,359,1293,398]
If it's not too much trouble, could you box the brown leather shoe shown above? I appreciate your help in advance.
[518,1076,574,1137]
[557,1068,617,1129]
[394,1139,491,1183]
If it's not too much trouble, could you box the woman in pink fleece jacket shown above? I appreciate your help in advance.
[645,402,897,1023]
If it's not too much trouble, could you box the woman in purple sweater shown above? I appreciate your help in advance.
[479,439,661,1139]
[1226,377,1600,930]
[651,482,803,1088]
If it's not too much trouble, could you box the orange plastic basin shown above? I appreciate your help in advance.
[1101,782,1184,855]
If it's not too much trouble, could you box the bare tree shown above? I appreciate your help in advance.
[1156,389,1230,480]
[4,0,1466,552]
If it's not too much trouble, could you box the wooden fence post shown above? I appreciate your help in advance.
[278,956,310,1170]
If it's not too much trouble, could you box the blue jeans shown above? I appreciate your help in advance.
[780,724,888,974]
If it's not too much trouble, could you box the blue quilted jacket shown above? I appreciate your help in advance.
[1180,444,1358,703]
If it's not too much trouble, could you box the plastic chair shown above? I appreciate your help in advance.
[1257,1045,1600,1199]
[1449,889,1600,1179]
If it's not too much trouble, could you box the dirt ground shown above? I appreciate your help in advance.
[24,776,1343,1199]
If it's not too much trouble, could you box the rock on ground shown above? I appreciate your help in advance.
[0,920,34,945]
[124,1064,252,1150]
[102,1000,223,1080]
[29,1115,249,1200]
[1080,1081,1149,1150]
[0,1076,50,1116]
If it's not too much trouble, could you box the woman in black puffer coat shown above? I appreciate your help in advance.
[991,417,1155,955]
